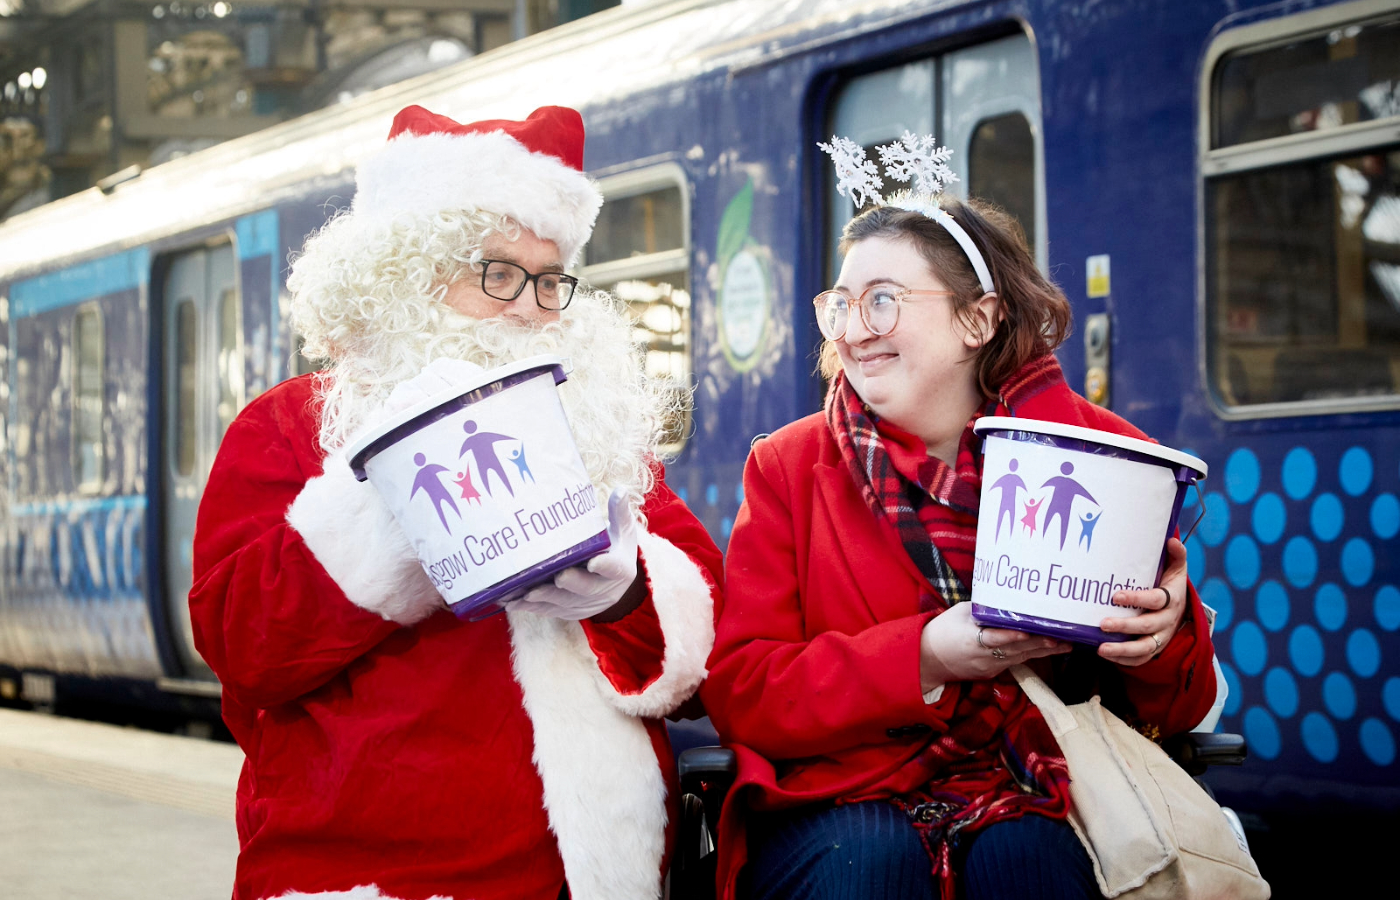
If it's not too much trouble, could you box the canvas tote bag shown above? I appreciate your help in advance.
[1010,665,1270,900]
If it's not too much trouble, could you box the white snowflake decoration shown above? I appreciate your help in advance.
[820,132,959,211]
[818,130,995,295]
[877,131,957,196]
[817,136,883,209]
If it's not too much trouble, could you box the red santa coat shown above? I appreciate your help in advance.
[190,374,722,900]
[700,368,1217,900]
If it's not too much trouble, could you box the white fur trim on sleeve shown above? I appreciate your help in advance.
[592,529,716,719]
[269,886,450,900]
[285,452,444,626]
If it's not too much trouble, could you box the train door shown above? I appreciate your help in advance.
[824,31,1044,281]
[160,242,242,679]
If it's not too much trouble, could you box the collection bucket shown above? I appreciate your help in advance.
[969,416,1208,645]
[347,354,609,619]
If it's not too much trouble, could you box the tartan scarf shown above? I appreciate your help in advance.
[824,358,1073,898]
[826,377,975,608]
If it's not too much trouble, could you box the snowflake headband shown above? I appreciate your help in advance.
[819,133,995,295]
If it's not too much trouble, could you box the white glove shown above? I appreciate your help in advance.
[384,358,486,417]
[507,488,641,620]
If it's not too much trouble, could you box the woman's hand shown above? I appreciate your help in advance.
[919,602,1071,692]
[1096,538,1189,668]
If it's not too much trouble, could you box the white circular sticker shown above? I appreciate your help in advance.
[720,249,768,366]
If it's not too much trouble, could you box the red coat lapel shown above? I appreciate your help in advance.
[811,463,926,627]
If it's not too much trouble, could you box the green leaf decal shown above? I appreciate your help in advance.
[716,179,754,275]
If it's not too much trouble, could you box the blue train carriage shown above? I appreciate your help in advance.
[0,0,1394,855]
[1182,1,1400,819]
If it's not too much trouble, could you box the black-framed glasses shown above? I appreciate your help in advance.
[812,284,956,340]
[479,259,579,310]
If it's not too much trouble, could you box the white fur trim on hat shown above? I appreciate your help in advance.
[286,451,445,626]
[353,130,603,266]
[593,529,715,717]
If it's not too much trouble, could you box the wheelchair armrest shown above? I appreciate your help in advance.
[679,746,737,795]
[672,747,737,900]
[1164,732,1247,776]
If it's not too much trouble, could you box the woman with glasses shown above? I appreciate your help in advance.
[700,197,1220,900]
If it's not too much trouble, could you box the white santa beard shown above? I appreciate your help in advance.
[317,293,663,517]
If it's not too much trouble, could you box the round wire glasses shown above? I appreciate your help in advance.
[812,284,956,340]
[480,259,580,310]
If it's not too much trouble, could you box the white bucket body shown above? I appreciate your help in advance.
[969,417,1207,644]
[348,356,609,618]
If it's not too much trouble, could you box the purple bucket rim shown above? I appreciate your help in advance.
[347,354,568,480]
[974,416,1207,481]
[969,603,1132,646]
[448,529,611,619]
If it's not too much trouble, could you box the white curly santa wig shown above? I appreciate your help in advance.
[288,104,608,425]
[286,105,669,515]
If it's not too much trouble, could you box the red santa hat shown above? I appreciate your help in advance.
[352,104,604,266]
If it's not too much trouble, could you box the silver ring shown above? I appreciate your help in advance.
[991,647,1007,660]
[1151,633,1163,655]
[976,627,988,650]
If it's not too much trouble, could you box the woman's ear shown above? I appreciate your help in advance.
[962,292,1002,349]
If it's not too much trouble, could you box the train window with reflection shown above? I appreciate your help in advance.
[580,171,691,456]
[1213,18,1400,148]
[968,113,1036,253]
[1206,12,1400,411]
[175,298,198,476]
[216,287,243,440]
[72,304,104,491]
[824,32,1044,294]
[291,333,326,377]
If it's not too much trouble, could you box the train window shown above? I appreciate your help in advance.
[1213,18,1400,149]
[968,113,1036,253]
[579,169,691,455]
[175,298,198,476]
[291,333,326,377]
[71,305,104,491]
[586,188,685,264]
[826,33,1045,290]
[216,287,243,440]
[1204,9,1400,413]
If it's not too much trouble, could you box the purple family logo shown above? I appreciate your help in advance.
[990,458,1103,552]
[410,420,536,533]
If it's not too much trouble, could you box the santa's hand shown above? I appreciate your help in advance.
[384,358,486,417]
[506,489,642,621]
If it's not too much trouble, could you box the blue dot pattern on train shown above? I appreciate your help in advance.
[1207,445,1396,772]
[1252,493,1286,544]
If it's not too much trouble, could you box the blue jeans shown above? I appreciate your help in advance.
[742,801,1097,900]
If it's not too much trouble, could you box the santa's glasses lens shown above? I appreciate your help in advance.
[480,260,577,310]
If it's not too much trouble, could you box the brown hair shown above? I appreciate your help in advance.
[819,198,1071,399]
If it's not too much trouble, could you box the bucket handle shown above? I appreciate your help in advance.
[1179,480,1208,543]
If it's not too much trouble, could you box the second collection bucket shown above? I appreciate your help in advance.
[969,416,1208,644]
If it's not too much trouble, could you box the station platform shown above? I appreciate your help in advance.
[0,707,242,899]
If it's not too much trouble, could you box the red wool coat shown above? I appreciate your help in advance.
[190,374,722,900]
[701,369,1217,900]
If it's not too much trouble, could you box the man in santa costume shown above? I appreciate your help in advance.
[189,105,722,900]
